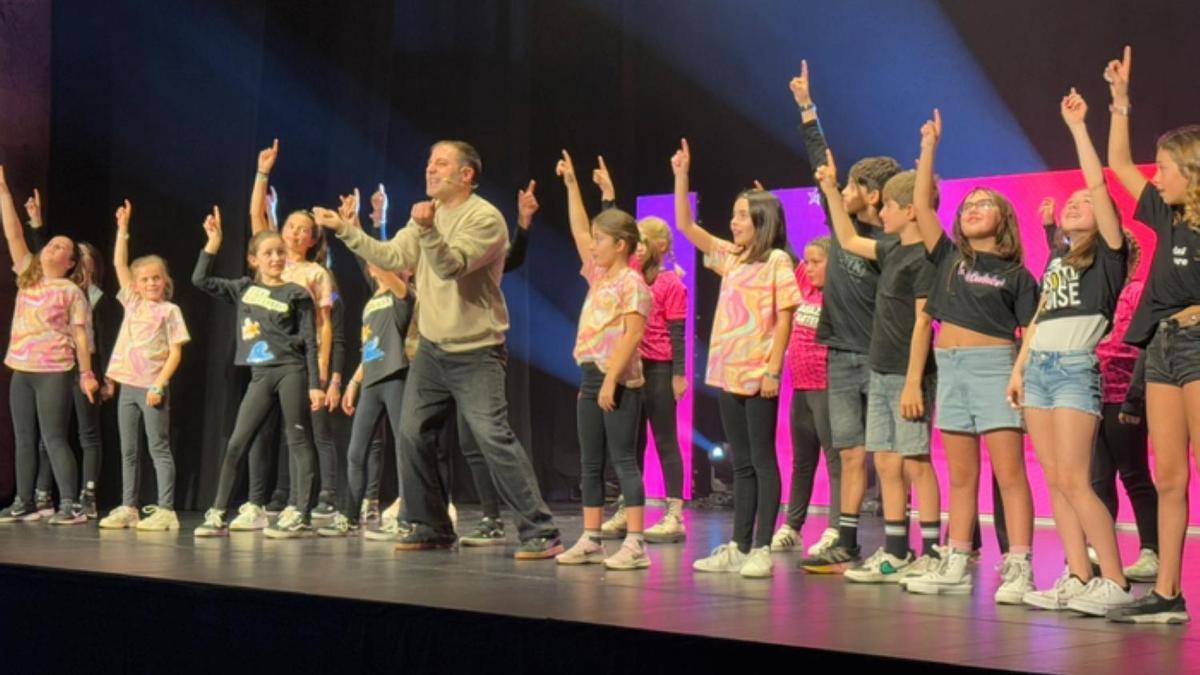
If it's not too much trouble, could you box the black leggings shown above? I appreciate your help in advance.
[1092,402,1158,551]
[11,371,78,504]
[213,364,317,519]
[345,372,406,521]
[578,363,644,509]
[36,370,102,496]
[787,389,840,529]
[248,402,335,508]
[719,391,781,552]
[634,360,684,499]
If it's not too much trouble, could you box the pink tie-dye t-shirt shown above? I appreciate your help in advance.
[703,240,802,395]
[573,261,653,388]
[639,269,688,362]
[5,267,90,373]
[105,288,191,388]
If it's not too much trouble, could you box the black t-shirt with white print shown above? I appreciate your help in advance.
[360,288,416,387]
[192,250,320,389]
[1038,236,1127,325]
[924,233,1038,340]
[1124,185,1200,347]
[869,238,937,375]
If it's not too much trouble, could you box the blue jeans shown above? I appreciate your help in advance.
[1022,350,1102,417]
[399,339,558,541]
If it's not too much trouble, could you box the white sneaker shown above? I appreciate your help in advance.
[600,502,627,540]
[381,498,402,528]
[556,535,606,565]
[897,547,945,588]
[693,541,748,573]
[1124,548,1159,583]
[136,505,180,531]
[770,524,801,552]
[906,548,972,595]
[364,518,410,542]
[99,506,140,529]
[194,508,228,537]
[1067,577,1134,616]
[1023,568,1088,610]
[994,553,1035,605]
[807,527,839,556]
[229,502,268,531]
[845,548,913,584]
[604,538,651,570]
[645,498,686,544]
[740,546,774,578]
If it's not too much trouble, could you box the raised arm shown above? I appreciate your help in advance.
[593,155,616,205]
[505,179,536,273]
[314,206,420,272]
[914,109,945,253]
[0,166,32,269]
[192,206,242,302]
[24,188,46,252]
[815,149,877,260]
[370,264,410,298]
[250,138,279,234]
[557,150,592,266]
[113,199,134,291]
[1062,88,1123,250]
[368,183,388,232]
[1104,47,1146,199]
[670,138,715,255]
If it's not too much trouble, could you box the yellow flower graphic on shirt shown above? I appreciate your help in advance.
[242,318,262,341]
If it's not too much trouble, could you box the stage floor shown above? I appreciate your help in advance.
[1,504,1198,673]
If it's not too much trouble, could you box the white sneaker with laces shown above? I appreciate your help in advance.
[136,505,180,531]
[770,524,801,552]
[897,548,945,588]
[906,548,972,595]
[229,502,268,531]
[1124,548,1159,583]
[1067,577,1134,616]
[1023,568,1087,610]
[693,541,748,573]
[740,546,774,578]
[994,553,1035,605]
[807,527,839,556]
[845,548,912,583]
[99,506,140,529]
[556,535,606,565]
[381,498,402,528]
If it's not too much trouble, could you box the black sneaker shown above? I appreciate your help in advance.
[316,512,359,538]
[311,491,337,519]
[460,517,506,547]
[513,535,565,560]
[1107,591,1190,624]
[75,489,98,520]
[264,509,314,539]
[798,545,861,574]
[393,523,457,551]
[0,497,37,523]
[50,501,87,526]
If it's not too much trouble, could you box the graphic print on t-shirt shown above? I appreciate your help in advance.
[246,341,276,364]
[242,318,262,340]
[1041,258,1081,311]
[361,326,384,363]
[794,299,821,329]
[836,248,870,279]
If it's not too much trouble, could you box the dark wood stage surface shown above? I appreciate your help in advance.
[1,505,1198,673]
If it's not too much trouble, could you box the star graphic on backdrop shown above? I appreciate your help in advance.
[807,190,821,206]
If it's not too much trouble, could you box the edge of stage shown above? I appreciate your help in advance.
[1,505,1197,674]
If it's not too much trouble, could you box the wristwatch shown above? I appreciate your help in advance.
[149,384,165,396]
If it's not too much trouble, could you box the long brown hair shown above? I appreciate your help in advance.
[17,239,86,290]
[737,190,793,264]
[1156,125,1200,230]
[591,208,639,260]
[951,187,1024,267]
[284,210,328,268]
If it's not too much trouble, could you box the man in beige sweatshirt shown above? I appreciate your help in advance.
[315,140,562,559]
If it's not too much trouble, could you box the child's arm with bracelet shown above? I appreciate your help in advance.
[250,138,279,234]
[342,363,365,416]
[1103,46,1147,200]
[1062,88,1123,250]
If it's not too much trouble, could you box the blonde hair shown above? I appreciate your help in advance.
[805,235,831,256]
[637,216,679,285]
[1157,125,1200,229]
[130,254,175,300]
[882,170,939,209]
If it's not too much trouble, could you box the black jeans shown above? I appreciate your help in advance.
[634,360,684,499]
[345,371,406,521]
[577,363,645,509]
[36,370,102,496]
[787,389,840,529]
[1092,402,1158,551]
[398,340,557,540]
[213,364,316,520]
[719,391,781,552]
[11,371,77,504]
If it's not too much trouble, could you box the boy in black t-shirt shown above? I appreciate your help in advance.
[814,159,943,584]
[790,61,904,573]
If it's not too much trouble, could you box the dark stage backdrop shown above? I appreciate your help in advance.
[1,0,1197,509]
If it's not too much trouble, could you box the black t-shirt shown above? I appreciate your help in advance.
[869,239,937,375]
[192,251,320,389]
[360,288,416,387]
[1124,186,1200,347]
[802,118,894,353]
[1038,237,1127,324]
[924,234,1038,340]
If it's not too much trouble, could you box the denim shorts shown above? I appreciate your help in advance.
[865,371,935,456]
[1146,319,1200,387]
[934,345,1023,434]
[827,349,870,449]
[1022,350,1102,417]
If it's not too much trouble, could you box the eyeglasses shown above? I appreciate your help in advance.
[960,198,997,212]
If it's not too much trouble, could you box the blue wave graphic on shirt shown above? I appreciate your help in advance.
[246,341,276,364]
[362,336,384,363]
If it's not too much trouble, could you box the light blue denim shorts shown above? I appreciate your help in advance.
[934,345,1024,434]
[1021,349,1102,418]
